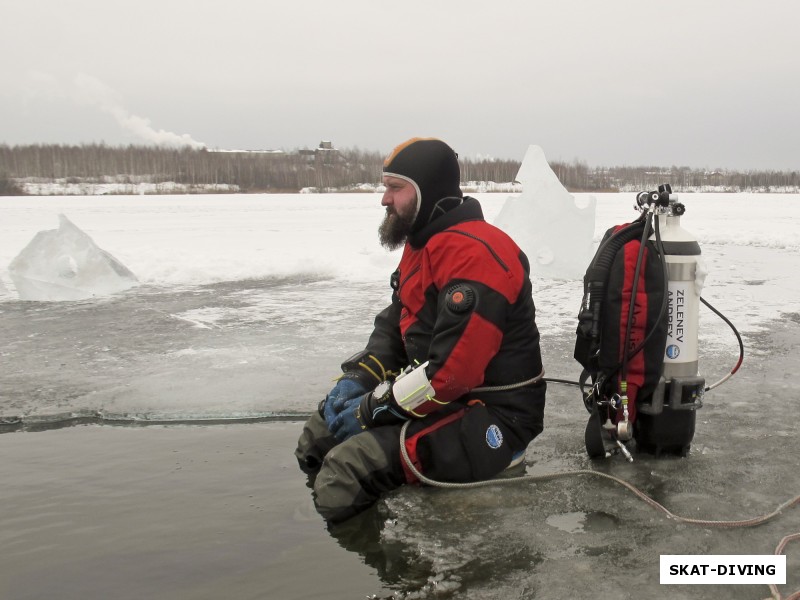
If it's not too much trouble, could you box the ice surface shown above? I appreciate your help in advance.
[493,145,596,280]
[8,214,138,301]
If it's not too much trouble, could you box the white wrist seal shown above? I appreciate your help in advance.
[392,361,436,413]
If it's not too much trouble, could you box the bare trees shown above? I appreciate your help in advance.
[1,143,797,194]
[0,144,526,192]
[459,158,519,183]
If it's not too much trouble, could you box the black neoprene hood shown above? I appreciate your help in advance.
[383,138,463,233]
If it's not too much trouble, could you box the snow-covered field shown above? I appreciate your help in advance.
[3,190,799,335]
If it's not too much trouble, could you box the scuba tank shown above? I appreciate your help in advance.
[635,185,706,456]
[575,184,705,459]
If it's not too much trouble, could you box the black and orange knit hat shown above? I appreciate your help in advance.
[383,137,463,233]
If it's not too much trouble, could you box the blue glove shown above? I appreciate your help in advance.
[322,378,368,430]
[330,382,411,443]
[330,395,369,442]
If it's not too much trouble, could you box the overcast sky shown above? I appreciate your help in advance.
[2,0,798,170]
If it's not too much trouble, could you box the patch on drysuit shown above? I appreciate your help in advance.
[463,404,512,479]
[444,283,475,313]
[485,424,504,449]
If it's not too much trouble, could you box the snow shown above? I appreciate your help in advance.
[1,190,799,338]
[18,178,239,196]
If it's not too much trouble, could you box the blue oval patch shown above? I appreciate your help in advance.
[486,424,503,449]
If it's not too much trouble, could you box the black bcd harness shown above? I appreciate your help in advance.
[573,212,668,420]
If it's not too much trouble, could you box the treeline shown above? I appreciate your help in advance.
[1,144,384,193]
[1,143,798,194]
[0,143,524,193]
[553,161,800,193]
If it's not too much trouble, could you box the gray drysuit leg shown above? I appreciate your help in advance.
[295,412,405,523]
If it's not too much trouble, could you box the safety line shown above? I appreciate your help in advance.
[399,421,800,599]
[400,420,799,527]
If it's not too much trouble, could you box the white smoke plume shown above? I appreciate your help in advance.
[72,73,205,149]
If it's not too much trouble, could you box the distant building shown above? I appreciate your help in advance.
[299,141,339,164]
[206,148,285,156]
[212,142,338,163]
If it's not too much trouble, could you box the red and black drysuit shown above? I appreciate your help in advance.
[296,197,546,523]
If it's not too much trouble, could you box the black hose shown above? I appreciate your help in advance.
[587,215,646,273]
[583,218,648,340]
[556,293,745,394]
[700,296,745,385]
[591,212,670,392]
[623,212,670,366]
[620,211,654,381]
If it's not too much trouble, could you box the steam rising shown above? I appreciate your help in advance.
[73,73,205,149]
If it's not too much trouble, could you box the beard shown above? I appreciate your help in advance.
[378,206,416,250]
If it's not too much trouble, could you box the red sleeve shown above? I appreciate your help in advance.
[412,224,526,411]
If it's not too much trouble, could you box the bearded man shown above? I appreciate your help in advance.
[295,137,546,523]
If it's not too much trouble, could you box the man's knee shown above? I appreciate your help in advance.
[313,429,402,523]
[295,412,337,475]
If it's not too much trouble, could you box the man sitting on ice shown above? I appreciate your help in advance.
[295,137,547,523]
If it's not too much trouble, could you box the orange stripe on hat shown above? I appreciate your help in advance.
[383,137,441,167]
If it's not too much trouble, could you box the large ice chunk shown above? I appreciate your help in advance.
[8,214,138,301]
[494,145,596,280]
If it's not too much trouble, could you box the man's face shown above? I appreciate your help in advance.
[379,176,418,249]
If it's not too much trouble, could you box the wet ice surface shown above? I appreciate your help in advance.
[2,262,780,426]
[1,276,388,424]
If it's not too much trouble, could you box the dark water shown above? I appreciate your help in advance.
[2,280,800,599]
